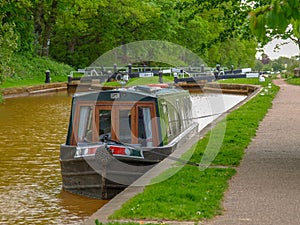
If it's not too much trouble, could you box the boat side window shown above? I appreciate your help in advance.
[180,99,187,129]
[138,107,153,147]
[181,98,188,129]
[118,109,132,144]
[78,106,93,143]
[175,99,182,132]
[187,98,192,125]
[162,103,172,137]
[99,110,112,138]
[183,97,192,125]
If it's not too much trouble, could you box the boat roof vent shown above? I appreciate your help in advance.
[133,85,161,94]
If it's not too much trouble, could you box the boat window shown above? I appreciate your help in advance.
[162,103,172,137]
[96,102,157,146]
[179,99,187,129]
[78,106,93,142]
[186,97,192,125]
[99,110,111,138]
[138,107,153,147]
[118,110,132,144]
[175,100,182,132]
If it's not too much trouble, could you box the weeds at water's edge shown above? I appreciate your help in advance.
[95,219,158,225]
[0,93,3,103]
[98,78,279,224]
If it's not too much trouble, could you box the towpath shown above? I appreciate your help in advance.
[204,78,300,225]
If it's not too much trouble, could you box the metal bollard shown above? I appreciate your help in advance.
[67,75,72,84]
[159,71,163,83]
[45,70,50,83]
[128,63,132,75]
[113,64,117,73]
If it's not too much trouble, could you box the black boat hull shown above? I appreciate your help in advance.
[60,123,198,199]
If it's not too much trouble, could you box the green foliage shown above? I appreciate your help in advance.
[286,76,300,85]
[206,38,257,68]
[3,0,260,70]
[254,56,298,73]
[95,221,154,225]
[0,54,73,88]
[0,0,34,53]
[0,14,18,84]
[254,59,264,71]
[250,0,300,49]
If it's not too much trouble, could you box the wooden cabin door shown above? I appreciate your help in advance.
[96,102,158,146]
[96,105,134,144]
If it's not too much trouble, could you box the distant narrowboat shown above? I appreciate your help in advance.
[60,85,198,199]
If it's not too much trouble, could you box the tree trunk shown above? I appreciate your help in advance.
[33,0,58,57]
[42,0,58,57]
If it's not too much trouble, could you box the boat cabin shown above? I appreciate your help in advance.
[60,85,198,199]
[66,85,194,151]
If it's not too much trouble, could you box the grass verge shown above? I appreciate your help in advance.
[104,77,279,224]
[285,76,300,85]
[126,76,174,86]
[111,168,235,221]
[0,54,73,88]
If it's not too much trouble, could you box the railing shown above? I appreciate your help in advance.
[67,64,212,84]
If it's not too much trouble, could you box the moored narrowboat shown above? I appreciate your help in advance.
[60,85,198,199]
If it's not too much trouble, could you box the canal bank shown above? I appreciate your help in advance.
[1,82,67,99]
[1,79,259,100]
[82,84,264,225]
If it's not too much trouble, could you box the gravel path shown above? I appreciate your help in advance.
[204,79,300,225]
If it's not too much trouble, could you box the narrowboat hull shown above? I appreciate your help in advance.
[60,122,198,199]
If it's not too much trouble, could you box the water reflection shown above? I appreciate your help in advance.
[0,92,106,225]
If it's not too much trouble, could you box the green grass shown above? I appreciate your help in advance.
[105,77,279,224]
[95,221,146,225]
[285,76,300,85]
[218,77,270,85]
[111,168,235,221]
[0,54,73,88]
[126,76,174,86]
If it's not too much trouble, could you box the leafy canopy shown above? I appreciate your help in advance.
[249,0,300,48]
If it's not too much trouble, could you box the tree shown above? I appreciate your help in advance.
[31,0,59,56]
[206,38,257,68]
[0,14,18,83]
[0,0,259,69]
[0,0,34,53]
[249,0,300,51]
[50,0,161,67]
[171,0,258,67]
[261,53,271,64]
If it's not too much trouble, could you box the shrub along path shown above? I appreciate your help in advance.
[203,78,300,225]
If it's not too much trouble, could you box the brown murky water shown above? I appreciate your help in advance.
[0,92,107,225]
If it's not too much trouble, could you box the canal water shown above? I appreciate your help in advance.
[0,92,107,225]
[0,91,246,224]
